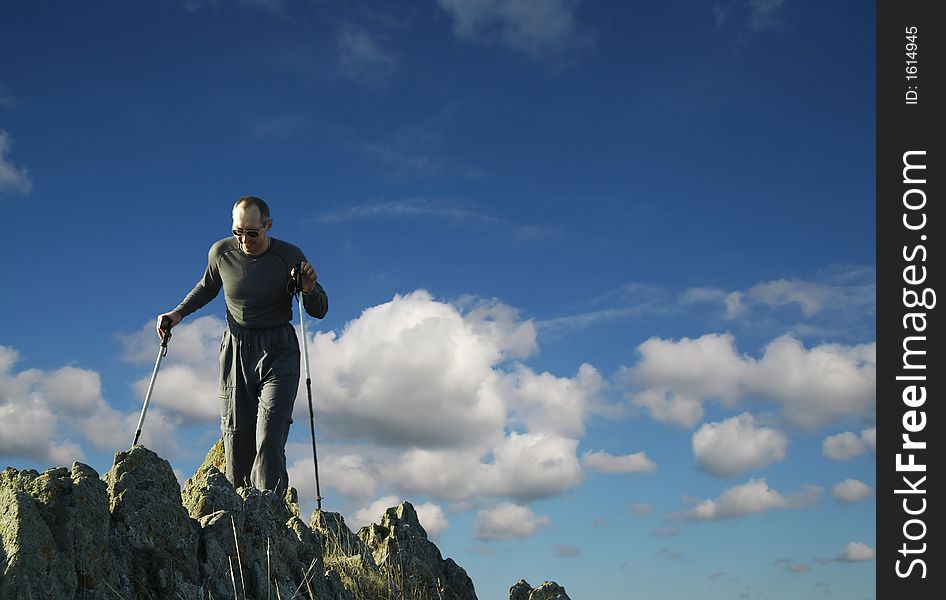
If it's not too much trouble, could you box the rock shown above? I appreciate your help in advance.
[509,579,573,600]
[311,509,384,598]
[0,463,111,599]
[3,442,567,600]
[105,445,202,599]
[359,502,479,600]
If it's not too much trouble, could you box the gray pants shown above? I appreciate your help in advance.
[218,321,299,497]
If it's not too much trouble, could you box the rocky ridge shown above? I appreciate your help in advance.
[1,443,571,600]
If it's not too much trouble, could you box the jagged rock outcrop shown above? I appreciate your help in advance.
[2,442,569,600]
[1,446,350,599]
[510,579,572,600]
[358,503,478,600]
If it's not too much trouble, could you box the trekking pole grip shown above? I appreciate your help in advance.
[160,316,173,346]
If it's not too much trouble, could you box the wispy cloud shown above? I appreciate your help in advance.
[182,0,285,13]
[438,0,593,60]
[0,82,16,107]
[713,0,789,33]
[316,198,500,224]
[0,130,33,197]
[537,266,875,339]
[337,24,400,86]
[774,558,810,573]
[554,544,580,557]
[314,197,556,241]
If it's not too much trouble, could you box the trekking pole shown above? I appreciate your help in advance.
[133,316,172,447]
[295,267,324,510]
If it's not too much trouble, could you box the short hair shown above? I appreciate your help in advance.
[233,196,271,222]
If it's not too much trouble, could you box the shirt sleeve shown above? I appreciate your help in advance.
[174,246,223,318]
[302,281,328,319]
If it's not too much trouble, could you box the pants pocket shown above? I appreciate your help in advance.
[218,384,237,433]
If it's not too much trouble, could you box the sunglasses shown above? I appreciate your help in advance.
[232,228,263,238]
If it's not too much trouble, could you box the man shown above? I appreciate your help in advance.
[157,196,328,497]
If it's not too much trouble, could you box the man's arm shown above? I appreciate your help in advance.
[302,281,328,319]
[174,259,222,319]
[155,245,222,338]
[291,260,328,319]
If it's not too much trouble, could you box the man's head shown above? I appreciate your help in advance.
[232,196,273,256]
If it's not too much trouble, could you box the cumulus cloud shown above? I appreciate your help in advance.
[0,130,33,197]
[832,479,873,504]
[120,316,224,423]
[692,413,788,477]
[0,344,182,466]
[582,450,657,474]
[621,333,875,429]
[275,291,605,505]
[837,542,874,562]
[474,502,550,540]
[437,0,591,59]
[351,495,402,529]
[669,479,822,522]
[308,290,518,447]
[822,428,876,461]
[415,502,450,539]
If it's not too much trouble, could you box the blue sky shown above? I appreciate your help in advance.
[1,1,876,599]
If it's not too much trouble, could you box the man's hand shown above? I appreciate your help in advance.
[156,311,182,339]
[291,262,319,294]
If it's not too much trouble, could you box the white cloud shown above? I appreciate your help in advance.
[415,502,450,539]
[317,198,499,225]
[669,479,822,522]
[822,428,876,461]
[438,0,590,59]
[837,541,874,562]
[622,333,875,429]
[692,413,787,477]
[861,427,876,451]
[630,503,652,516]
[348,496,453,540]
[306,290,515,448]
[121,316,224,423]
[832,479,873,504]
[0,130,33,197]
[0,344,183,466]
[499,363,603,437]
[285,291,605,504]
[352,495,402,530]
[682,271,875,327]
[474,502,550,540]
[582,450,657,474]
[337,25,399,85]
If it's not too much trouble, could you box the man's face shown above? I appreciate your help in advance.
[231,205,272,256]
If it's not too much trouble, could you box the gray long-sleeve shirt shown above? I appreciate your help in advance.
[175,237,328,328]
